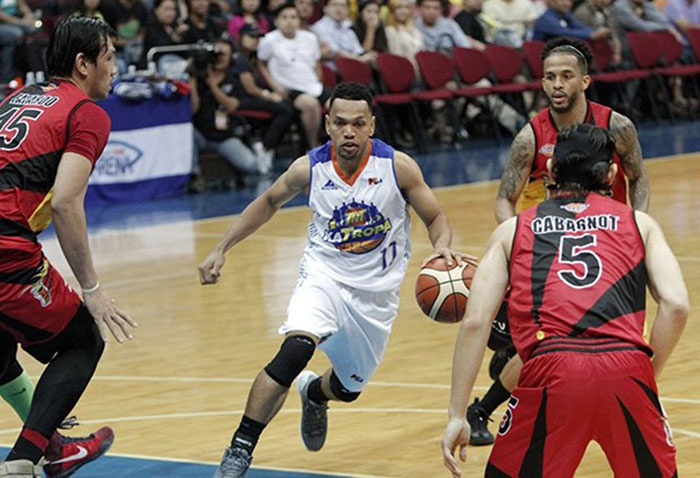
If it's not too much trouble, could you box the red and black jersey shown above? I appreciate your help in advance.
[518,101,628,211]
[0,80,110,257]
[508,193,651,362]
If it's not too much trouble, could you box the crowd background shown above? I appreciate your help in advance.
[1,0,699,191]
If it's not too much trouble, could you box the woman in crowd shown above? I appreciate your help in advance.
[232,23,295,173]
[352,0,388,54]
[384,0,423,71]
[228,0,271,40]
[139,0,188,68]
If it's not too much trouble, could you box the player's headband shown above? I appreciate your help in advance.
[552,125,614,191]
[550,45,589,73]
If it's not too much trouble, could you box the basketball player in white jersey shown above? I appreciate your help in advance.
[200,82,473,478]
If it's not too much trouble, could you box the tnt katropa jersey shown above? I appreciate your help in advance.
[508,193,652,362]
[303,139,411,291]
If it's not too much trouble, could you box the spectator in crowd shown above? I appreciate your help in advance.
[454,0,487,43]
[190,37,268,189]
[481,0,540,44]
[415,0,485,52]
[0,0,38,82]
[664,0,700,32]
[574,0,624,67]
[532,0,613,41]
[259,2,332,148]
[611,0,694,112]
[74,0,106,20]
[102,0,149,68]
[385,0,424,71]
[312,0,376,64]
[228,0,271,40]
[295,0,317,29]
[139,0,189,68]
[182,0,223,43]
[612,0,685,39]
[233,23,295,170]
[352,0,388,53]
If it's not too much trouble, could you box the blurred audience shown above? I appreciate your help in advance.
[190,37,267,188]
[415,0,485,52]
[664,0,700,33]
[228,0,271,40]
[102,0,148,68]
[259,2,331,147]
[181,0,223,43]
[352,0,388,53]
[232,23,295,171]
[574,0,624,67]
[312,0,376,64]
[532,0,613,42]
[74,0,106,20]
[482,0,540,45]
[454,0,486,43]
[140,0,188,68]
[385,0,424,71]
[0,0,39,82]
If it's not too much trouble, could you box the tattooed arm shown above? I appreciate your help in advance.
[495,125,536,224]
[610,112,650,212]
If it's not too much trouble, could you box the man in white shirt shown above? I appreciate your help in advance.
[258,2,332,148]
[482,0,542,42]
[311,0,377,64]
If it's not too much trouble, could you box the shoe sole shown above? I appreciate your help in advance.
[45,436,115,478]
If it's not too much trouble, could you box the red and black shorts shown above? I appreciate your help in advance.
[0,249,81,361]
[486,337,677,478]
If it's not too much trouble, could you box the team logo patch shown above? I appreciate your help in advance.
[560,202,590,214]
[20,259,52,307]
[539,143,555,157]
[323,199,391,254]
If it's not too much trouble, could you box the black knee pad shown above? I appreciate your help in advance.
[264,335,316,387]
[329,371,360,402]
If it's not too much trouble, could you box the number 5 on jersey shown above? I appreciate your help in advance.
[557,234,602,289]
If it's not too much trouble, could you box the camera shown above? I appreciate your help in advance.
[190,42,222,76]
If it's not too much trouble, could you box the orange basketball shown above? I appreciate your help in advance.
[415,257,477,323]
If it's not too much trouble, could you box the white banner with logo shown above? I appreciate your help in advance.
[89,122,192,186]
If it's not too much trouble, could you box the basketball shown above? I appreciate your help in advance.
[415,257,477,323]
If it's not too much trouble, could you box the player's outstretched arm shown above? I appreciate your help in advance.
[52,153,137,343]
[495,125,536,224]
[442,219,514,478]
[610,111,649,212]
[393,152,476,266]
[199,156,310,284]
[637,212,689,379]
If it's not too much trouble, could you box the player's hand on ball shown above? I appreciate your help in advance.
[421,247,478,268]
[84,290,137,344]
[442,417,470,478]
[199,249,226,284]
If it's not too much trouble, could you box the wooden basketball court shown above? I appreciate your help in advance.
[2,153,698,477]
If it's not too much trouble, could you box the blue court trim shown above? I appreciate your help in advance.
[98,95,191,132]
[0,447,350,478]
[86,175,190,206]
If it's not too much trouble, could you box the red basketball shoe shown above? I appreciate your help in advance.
[43,427,114,478]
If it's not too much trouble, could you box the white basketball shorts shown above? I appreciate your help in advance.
[279,262,400,393]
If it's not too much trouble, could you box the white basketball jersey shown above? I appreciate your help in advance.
[302,139,411,291]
